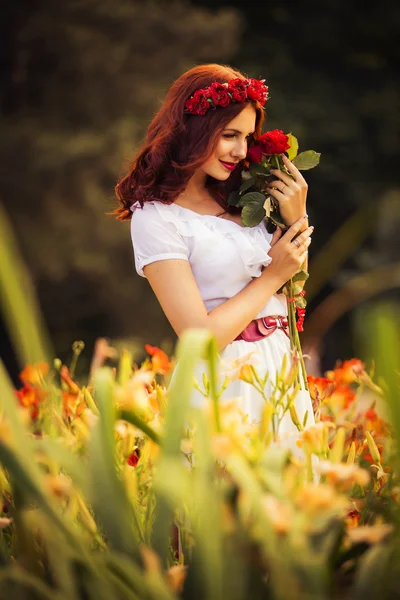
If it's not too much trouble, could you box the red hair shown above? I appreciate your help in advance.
[113,64,266,221]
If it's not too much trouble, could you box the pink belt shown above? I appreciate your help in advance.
[234,315,289,342]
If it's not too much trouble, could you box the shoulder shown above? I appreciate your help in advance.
[130,200,179,226]
[130,200,160,226]
[129,201,189,277]
[130,201,175,235]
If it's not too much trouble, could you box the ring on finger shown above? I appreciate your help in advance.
[293,239,301,248]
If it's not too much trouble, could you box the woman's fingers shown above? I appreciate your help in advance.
[292,225,314,248]
[270,227,283,246]
[265,185,289,203]
[268,168,295,188]
[282,215,309,241]
[281,154,307,185]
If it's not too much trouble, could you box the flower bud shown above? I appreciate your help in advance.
[366,431,382,465]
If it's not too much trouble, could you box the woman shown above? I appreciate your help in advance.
[114,64,315,446]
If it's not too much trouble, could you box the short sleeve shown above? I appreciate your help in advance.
[130,203,189,277]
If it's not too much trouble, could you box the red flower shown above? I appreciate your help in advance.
[307,376,335,401]
[184,89,211,115]
[330,359,365,385]
[246,144,264,164]
[20,362,49,385]
[258,130,290,155]
[15,383,45,421]
[331,384,356,409]
[209,82,231,107]
[227,78,247,102]
[365,408,378,421]
[145,344,172,375]
[246,79,269,106]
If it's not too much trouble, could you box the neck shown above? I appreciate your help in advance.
[182,169,209,205]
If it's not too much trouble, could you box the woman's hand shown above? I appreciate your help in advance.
[266,154,308,227]
[264,216,313,285]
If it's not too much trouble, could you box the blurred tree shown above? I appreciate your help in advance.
[1,0,241,365]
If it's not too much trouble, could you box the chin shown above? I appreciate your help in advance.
[210,169,232,181]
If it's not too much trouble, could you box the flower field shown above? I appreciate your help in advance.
[1,209,400,599]
[1,325,400,600]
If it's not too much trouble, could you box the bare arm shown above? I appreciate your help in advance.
[143,217,312,350]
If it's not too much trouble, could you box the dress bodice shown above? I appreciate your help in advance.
[130,200,287,317]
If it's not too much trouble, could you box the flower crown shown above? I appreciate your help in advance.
[184,77,269,116]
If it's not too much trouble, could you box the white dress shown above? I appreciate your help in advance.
[130,200,315,451]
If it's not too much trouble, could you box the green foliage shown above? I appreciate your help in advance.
[239,192,266,226]
[286,134,299,161]
[1,221,400,599]
[292,150,321,170]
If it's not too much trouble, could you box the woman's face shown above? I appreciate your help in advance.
[200,103,257,180]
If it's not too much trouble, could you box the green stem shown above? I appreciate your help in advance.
[208,337,222,432]
[293,324,309,391]
[287,279,309,391]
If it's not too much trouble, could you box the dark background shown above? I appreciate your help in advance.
[1,0,399,380]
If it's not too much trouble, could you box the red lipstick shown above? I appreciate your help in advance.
[219,160,238,172]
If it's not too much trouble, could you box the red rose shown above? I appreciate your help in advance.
[185,89,211,115]
[209,82,231,107]
[246,144,264,164]
[246,79,269,106]
[258,130,290,155]
[227,78,247,103]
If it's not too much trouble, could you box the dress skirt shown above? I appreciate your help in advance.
[173,328,316,458]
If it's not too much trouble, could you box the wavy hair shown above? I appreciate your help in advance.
[113,64,265,221]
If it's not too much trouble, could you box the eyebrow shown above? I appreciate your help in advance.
[223,128,255,135]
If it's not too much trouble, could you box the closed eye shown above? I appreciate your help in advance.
[223,133,254,140]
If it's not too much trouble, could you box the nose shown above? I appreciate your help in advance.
[232,138,248,161]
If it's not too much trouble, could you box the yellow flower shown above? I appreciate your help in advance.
[294,483,349,516]
[180,439,194,455]
[211,433,236,460]
[297,421,336,453]
[0,517,12,529]
[19,362,49,385]
[114,369,154,413]
[219,351,260,381]
[317,461,370,491]
[347,524,393,545]
[166,565,188,593]
[261,494,292,534]
[45,474,72,500]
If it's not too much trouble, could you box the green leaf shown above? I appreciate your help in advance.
[292,150,321,170]
[329,427,346,463]
[0,205,52,367]
[239,175,256,193]
[87,368,141,559]
[227,190,241,206]
[241,202,266,227]
[292,270,309,283]
[118,409,161,445]
[0,440,82,552]
[286,133,299,161]
[296,296,307,309]
[237,191,266,208]
[249,163,270,177]
[292,283,305,296]
[352,544,394,600]
[152,329,218,563]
